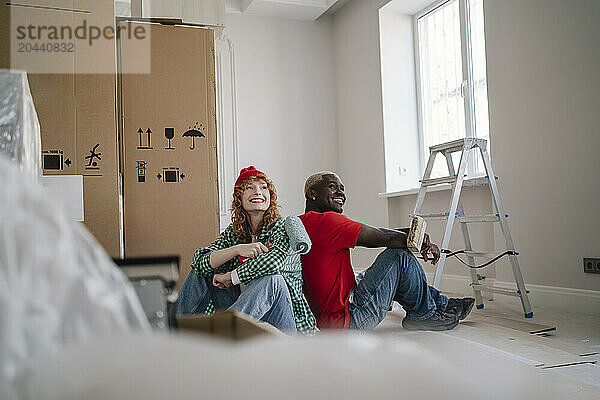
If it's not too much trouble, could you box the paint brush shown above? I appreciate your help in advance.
[407,215,427,252]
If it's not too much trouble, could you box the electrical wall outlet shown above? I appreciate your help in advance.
[583,258,600,274]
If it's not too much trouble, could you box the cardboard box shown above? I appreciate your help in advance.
[177,310,284,341]
[141,0,225,27]
[0,1,122,257]
[118,22,219,285]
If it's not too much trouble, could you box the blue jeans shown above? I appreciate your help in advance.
[176,272,297,334]
[349,248,448,330]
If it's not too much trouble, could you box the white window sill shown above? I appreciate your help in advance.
[379,177,489,198]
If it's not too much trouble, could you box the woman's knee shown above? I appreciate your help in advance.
[176,271,210,315]
[179,271,208,293]
[252,274,286,291]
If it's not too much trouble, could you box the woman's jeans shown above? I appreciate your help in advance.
[349,248,448,330]
[175,272,297,334]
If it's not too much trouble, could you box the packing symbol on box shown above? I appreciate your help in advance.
[157,167,185,183]
[84,144,102,170]
[182,122,205,150]
[137,161,147,183]
[42,149,70,171]
[164,128,175,150]
[137,128,153,150]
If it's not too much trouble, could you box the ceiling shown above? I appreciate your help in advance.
[115,0,435,22]
[224,0,436,21]
[380,0,438,15]
[225,0,349,21]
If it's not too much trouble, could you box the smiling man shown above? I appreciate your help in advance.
[299,172,474,331]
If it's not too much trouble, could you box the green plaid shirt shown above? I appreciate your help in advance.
[191,219,318,336]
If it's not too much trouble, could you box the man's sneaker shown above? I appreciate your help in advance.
[445,297,475,320]
[402,310,460,331]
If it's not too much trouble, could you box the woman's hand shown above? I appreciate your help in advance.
[236,243,269,259]
[213,272,233,289]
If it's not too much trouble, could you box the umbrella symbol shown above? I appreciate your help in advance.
[182,122,205,150]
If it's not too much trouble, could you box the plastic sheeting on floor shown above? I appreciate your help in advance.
[0,156,149,400]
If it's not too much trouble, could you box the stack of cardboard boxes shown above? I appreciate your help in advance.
[1,1,219,283]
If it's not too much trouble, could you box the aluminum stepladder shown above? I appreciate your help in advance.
[411,138,533,318]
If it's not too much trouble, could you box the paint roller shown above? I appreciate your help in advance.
[254,216,312,256]
[281,215,311,255]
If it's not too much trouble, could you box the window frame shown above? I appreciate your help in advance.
[413,0,483,178]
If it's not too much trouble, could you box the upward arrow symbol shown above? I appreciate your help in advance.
[146,128,152,147]
[137,128,143,147]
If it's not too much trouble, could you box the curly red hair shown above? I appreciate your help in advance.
[231,175,281,242]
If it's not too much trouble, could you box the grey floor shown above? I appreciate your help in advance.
[374,296,600,398]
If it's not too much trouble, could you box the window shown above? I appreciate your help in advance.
[415,0,489,179]
[115,0,132,17]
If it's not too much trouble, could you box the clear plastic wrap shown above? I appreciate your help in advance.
[0,155,150,400]
[0,69,41,178]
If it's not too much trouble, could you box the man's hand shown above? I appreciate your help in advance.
[236,243,269,259]
[420,233,441,265]
[213,272,233,289]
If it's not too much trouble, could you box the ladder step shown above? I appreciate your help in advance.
[471,284,520,297]
[457,214,500,223]
[419,176,457,186]
[411,213,501,222]
[429,138,465,153]
[411,213,450,220]
[462,177,488,187]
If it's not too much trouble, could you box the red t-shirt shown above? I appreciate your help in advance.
[299,211,364,329]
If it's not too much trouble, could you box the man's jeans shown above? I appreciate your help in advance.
[176,272,297,334]
[349,248,448,330]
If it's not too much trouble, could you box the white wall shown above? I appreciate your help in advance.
[222,12,338,218]
[483,0,600,292]
[387,0,600,296]
[332,0,391,269]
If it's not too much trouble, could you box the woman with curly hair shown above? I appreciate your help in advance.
[176,166,317,335]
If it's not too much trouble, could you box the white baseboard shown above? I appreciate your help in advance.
[426,272,600,316]
[493,280,600,317]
